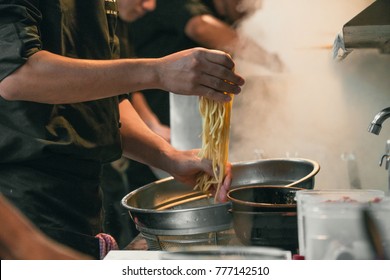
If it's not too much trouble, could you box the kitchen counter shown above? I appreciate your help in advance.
[104,250,161,260]
[104,232,293,260]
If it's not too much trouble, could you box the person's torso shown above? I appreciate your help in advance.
[0,1,124,257]
[0,0,123,164]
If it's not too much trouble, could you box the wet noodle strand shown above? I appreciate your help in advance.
[194,94,233,199]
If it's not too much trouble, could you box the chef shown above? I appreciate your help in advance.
[0,0,244,259]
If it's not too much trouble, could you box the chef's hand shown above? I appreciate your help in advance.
[212,162,232,203]
[165,149,211,187]
[158,48,245,102]
[166,150,232,203]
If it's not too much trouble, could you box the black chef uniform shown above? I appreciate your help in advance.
[0,0,123,259]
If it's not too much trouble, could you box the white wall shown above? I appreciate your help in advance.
[230,0,390,192]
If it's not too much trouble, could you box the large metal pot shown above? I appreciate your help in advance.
[227,185,300,212]
[121,177,234,250]
[227,186,301,253]
[230,158,319,189]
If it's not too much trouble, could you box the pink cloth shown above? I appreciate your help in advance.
[96,233,119,259]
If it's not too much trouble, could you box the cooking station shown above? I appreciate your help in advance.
[105,159,317,259]
[103,157,390,260]
[106,0,390,261]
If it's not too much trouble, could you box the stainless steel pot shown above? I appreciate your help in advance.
[227,185,301,211]
[121,178,232,236]
[230,158,319,189]
[227,185,301,253]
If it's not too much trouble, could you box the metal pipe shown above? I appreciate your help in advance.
[368,107,390,135]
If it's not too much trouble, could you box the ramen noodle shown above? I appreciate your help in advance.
[194,93,233,199]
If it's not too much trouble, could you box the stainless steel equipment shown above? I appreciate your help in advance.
[368,108,390,191]
[227,186,301,253]
[368,107,390,135]
[121,158,319,250]
[333,0,390,60]
[230,158,319,189]
[227,185,300,210]
[122,177,234,250]
[342,0,390,54]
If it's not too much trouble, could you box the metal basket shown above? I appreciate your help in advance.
[121,178,234,250]
[141,229,236,251]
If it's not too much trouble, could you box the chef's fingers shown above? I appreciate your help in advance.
[203,49,236,70]
[202,49,244,82]
[199,156,215,177]
[197,76,241,102]
[216,163,232,203]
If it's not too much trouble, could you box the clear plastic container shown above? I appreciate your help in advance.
[368,198,390,259]
[295,189,385,258]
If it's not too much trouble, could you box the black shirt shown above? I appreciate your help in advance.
[0,0,122,258]
[121,0,214,188]
[130,0,212,125]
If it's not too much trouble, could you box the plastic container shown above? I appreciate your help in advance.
[295,189,385,258]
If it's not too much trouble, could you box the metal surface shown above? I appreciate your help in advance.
[231,211,298,252]
[379,140,390,192]
[122,179,232,235]
[141,230,235,251]
[368,108,390,191]
[227,185,299,252]
[368,107,390,135]
[341,0,390,54]
[230,158,320,189]
[227,185,300,211]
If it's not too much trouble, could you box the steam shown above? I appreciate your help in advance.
[229,0,390,191]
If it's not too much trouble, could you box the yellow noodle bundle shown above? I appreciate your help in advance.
[194,93,233,198]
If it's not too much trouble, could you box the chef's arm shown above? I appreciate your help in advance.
[0,48,243,104]
[0,51,160,104]
[185,15,283,71]
[119,99,208,187]
[130,92,170,142]
[186,15,239,55]
[0,194,91,260]
[120,99,175,169]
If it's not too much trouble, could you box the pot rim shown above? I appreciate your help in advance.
[227,185,303,208]
[231,157,320,189]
